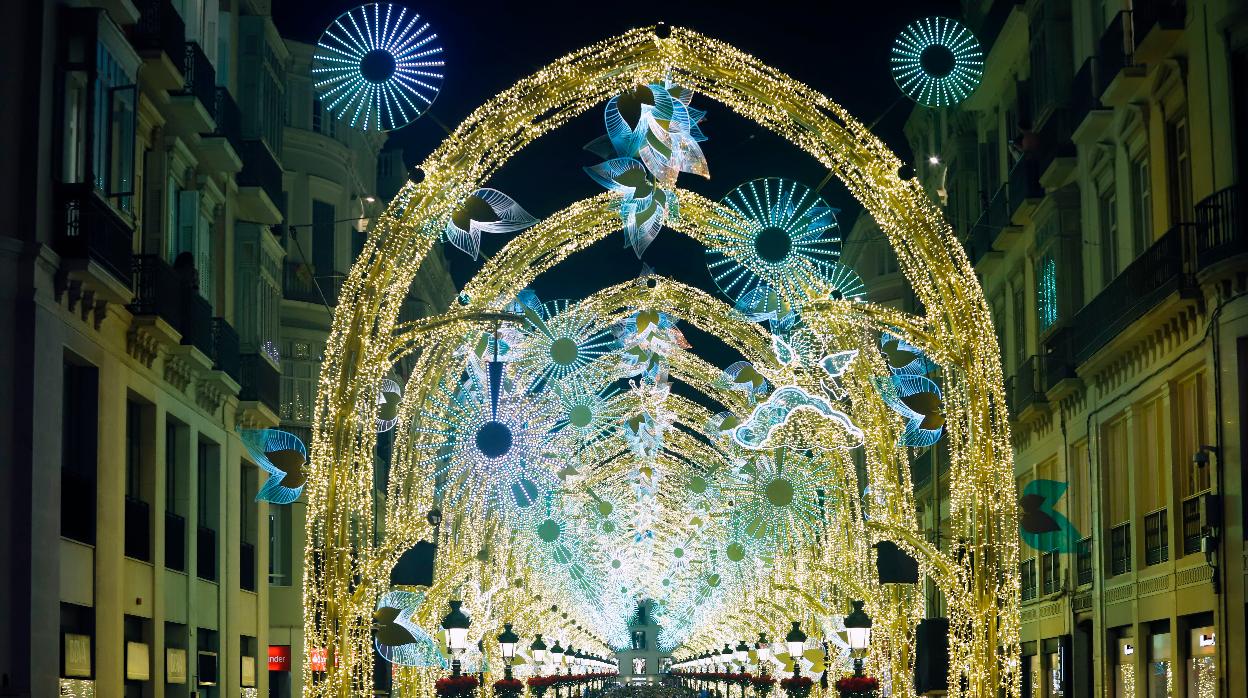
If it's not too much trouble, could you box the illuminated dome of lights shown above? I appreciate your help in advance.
[312,2,445,132]
[890,16,984,107]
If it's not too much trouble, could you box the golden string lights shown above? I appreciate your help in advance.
[305,26,1018,698]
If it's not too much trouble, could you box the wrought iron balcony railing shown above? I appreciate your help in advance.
[55,183,134,288]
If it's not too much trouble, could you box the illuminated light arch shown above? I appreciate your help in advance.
[306,27,1017,698]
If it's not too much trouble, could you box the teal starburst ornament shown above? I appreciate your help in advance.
[312,3,444,131]
[510,299,616,391]
[705,179,851,322]
[891,16,984,107]
[725,450,838,547]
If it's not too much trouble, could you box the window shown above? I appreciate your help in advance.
[1097,178,1119,284]
[312,200,336,277]
[61,360,99,545]
[1037,254,1059,332]
[124,400,150,562]
[1175,371,1210,556]
[1041,551,1060,595]
[1136,397,1168,565]
[280,353,317,424]
[1167,115,1193,224]
[1021,558,1038,600]
[197,440,218,582]
[991,294,1007,359]
[1102,415,1131,575]
[269,504,292,585]
[1129,152,1152,257]
[1012,284,1027,369]
[166,420,187,572]
[92,42,136,211]
[1068,439,1092,537]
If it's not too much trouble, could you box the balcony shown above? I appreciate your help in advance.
[196,88,243,174]
[1144,508,1169,565]
[1109,522,1131,576]
[1194,184,1248,272]
[168,42,216,134]
[1007,356,1047,421]
[210,318,241,382]
[124,496,151,562]
[967,185,1011,266]
[239,353,281,426]
[283,261,341,306]
[179,292,213,360]
[1132,0,1187,63]
[237,140,283,224]
[1070,223,1193,364]
[1097,11,1144,105]
[1035,108,1077,186]
[54,183,134,296]
[1069,57,1111,140]
[131,0,186,91]
[197,526,217,582]
[241,541,257,592]
[1006,158,1043,223]
[130,255,185,330]
[968,0,1021,54]
[165,511,186,572]
[1076,537,1093,586]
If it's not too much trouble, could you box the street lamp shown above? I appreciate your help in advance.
[755,633,772,675]
[498,623,520,680]
[531,634,548,671]
[844,600,873,678]
[722,644,734,673]
[735,640,750,698]
[785,622,807,679]
[441,600,471,677]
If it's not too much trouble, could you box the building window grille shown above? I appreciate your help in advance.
[1144,508,1168,565]
[1076,537,1093,586]
[1110,522,1131,576]
[1021,558,1038,601]
[1041,551,1060,595]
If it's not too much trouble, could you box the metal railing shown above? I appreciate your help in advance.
[130,254,185,328]
[208,87,243,150]
[238,139,284,208]
[55,183,134,288]
[1007,158,1043,220]
[180,292,213,359]
[1182,494,1205,555]
[124,496,151,561]
[283,261,341,306]
[1098,11,1136,82]
[1008,356,1045,417]
[1144,508,1169,565]
[239,353,281,416]
[968,185,1010,265]
[1071,223,1194,363]
[197,526,217,581]
[1069,57,1106,130]
[132,0,186,63]
[165,511,186,572]
[1076,537,1094,586]
[1109,522,1132,576]
[179,42,216,112]
[241,541,257,592]
[210,317,240,381]
[1194,184,1248,270]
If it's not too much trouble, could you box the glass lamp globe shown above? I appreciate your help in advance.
[784,621,807,660]
[756,633,772,663]
[844,600,873,652]
[441,600,471,655]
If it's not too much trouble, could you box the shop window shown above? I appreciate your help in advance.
[1148,629,1172,698]
[1186,626,1216,698]
[1115,636,1136,698]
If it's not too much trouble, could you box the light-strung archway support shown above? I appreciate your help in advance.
[304,26,1018,698]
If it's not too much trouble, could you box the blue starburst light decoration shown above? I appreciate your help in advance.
[726,450,838,548]
[705,179,848,322]
[241,429,307,504]
[312,3,444,132]
[413,360,561,518]
[891,17,984,108]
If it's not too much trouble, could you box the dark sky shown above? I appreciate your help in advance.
[273,0,958,363]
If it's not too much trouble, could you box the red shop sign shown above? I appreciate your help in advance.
[309,647,328,673]
[268,645,292,672]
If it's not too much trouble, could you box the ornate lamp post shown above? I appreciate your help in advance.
[441,600,472,677]
[498,624,519,680]
[784,622,806,679]
[735,640,750,698]
[843,601,872,678]
[550,641,566,698]
[532,634,548,672]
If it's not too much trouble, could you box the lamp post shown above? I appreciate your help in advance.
[550,641,565,698]
[756,633,772,677]
[843,601,873,679]
[784,622,806,680]
[441,600,471,678]
[498,623,519,680]
[532,634,548,675]
[735,640,750,698]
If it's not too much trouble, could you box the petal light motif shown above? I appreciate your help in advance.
[241,429,308,505]
[374,590,446,668]
[444,188,538,259]
[872,374,946,447]
[376,377,402,433]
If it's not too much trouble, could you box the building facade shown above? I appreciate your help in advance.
[0,1,452,697]
[866,1,1248,696]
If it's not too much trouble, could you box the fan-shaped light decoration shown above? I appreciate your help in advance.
[732,386,864,451]
[880,331,937,375]
[510,299,615,390]
[872,374,946,447]
[374,590,446,667]
[585,82,709,256]
[613,309,690,380]
[241,429,308,504]
[891,16,984,107]
[376,378,402,432]
[548,384,621,443]
[706,179,851,323]
[413,359,562,517]
[444,189,538,260]
[1019,480,1082,553]
[312,3,444,132]
[718,361,769,402]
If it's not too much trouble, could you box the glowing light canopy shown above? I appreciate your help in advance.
[891,16,984,107]
[312,2,445,132]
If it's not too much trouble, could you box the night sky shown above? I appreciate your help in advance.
[273,0,958,365]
